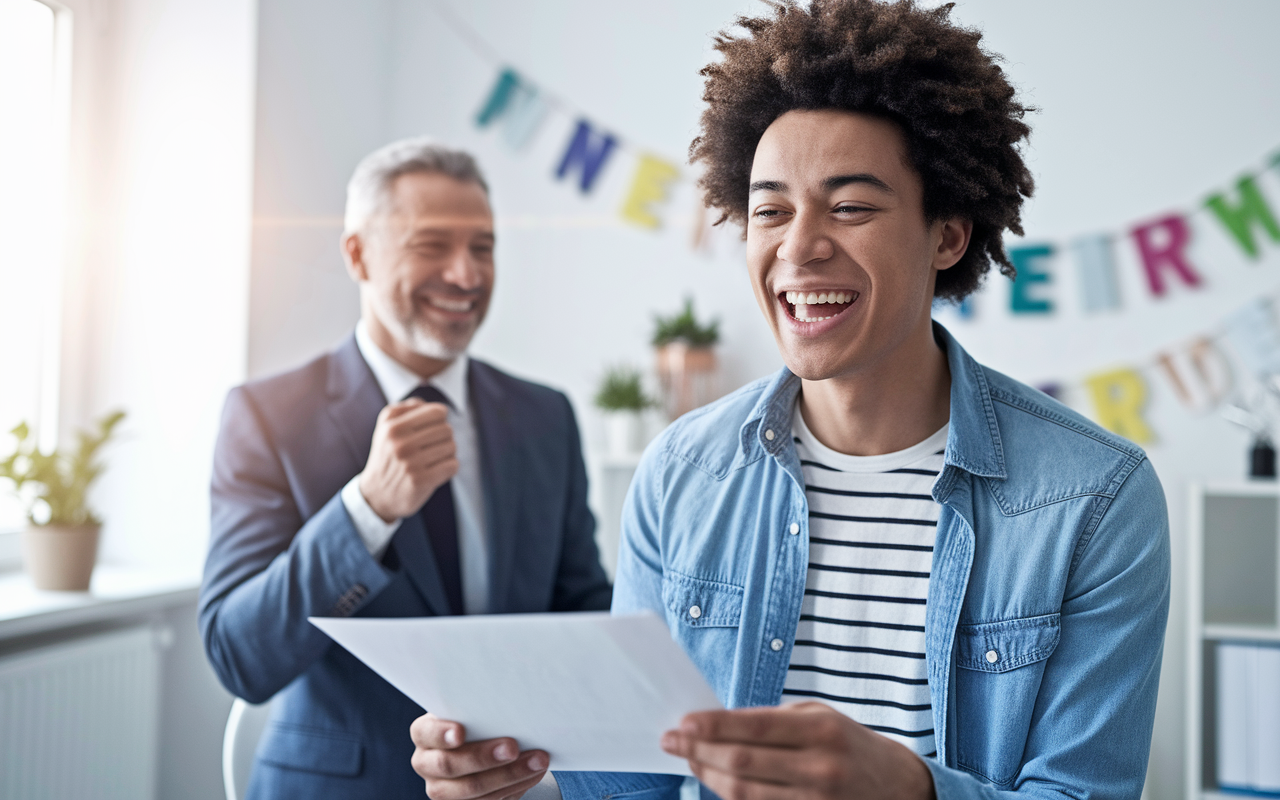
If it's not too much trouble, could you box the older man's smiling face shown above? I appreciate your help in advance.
[354,171,495,365]
[747,109,962,382]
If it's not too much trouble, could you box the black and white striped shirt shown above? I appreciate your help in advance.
[783,406,947,759]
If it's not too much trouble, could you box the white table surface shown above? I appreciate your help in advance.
[0,564,201,641]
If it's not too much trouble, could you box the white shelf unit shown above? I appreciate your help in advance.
[1186,482,1280,800]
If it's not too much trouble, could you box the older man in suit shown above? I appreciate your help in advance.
[199,138,612,799]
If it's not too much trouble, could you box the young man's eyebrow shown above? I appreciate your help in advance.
[749,179,787,193]
[823,173,894,193]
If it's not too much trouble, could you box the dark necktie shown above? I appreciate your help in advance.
[407,385,464,616]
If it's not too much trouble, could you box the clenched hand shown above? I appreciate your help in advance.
[360,398,458,522]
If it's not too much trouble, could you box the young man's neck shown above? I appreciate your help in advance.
[798,323,951,457]
[362,311,453,382]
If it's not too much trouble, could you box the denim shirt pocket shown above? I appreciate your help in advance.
[953,613,1060,786]
[662,571,744,700]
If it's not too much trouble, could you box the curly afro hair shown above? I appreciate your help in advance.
[690,0,1035,301]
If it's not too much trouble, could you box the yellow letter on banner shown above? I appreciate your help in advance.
[620,154,680,229]
[1085,368,1155,444]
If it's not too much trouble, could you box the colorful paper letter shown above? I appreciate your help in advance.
[1071,234,1121,313]
[476,68,521,128]
[1085,368,1155,444]
[1206,175,1280,260]
[1225,299,1280,376]
[1008,244,1055,314]
[475,67,548,150]
[619,154,680,229]
[1156,339,1233,413]
[556,120,617,194]
[1131,214,1202,297]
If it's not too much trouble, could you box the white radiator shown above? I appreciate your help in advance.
[0,625,162,800]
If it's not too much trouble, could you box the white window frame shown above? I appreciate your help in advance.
[0,0,73,569]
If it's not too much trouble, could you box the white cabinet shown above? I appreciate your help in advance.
[1186,483,1280,799]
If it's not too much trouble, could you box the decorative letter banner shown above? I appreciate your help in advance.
[1206,175,1280,260]
[1131,214,1202,297]
[1085,368,1156,445]
[620,154,681,229]
[556,119,617,194]
[1008,244,1055,314]
[1072,234,1122,313]
[449,11,1280,290]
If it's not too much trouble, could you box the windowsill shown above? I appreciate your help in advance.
[0,564,200,642]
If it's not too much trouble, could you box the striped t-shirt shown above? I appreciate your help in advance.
[782,405,947,759]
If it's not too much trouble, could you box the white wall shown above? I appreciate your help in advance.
[60,0,257,574]
[248,2,1280,798]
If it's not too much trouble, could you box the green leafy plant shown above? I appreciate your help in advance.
[0,410,126,526]
[594,366,655,413]
[652,297,720,348]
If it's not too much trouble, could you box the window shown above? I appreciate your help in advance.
[0,0,68,540]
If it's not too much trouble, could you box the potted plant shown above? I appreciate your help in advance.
[593,365,655,458]
[652,298,720,420]
[0,410,126,591]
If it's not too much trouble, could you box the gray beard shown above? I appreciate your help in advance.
[371,294,468,361]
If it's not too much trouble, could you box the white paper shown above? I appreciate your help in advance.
[309,611,722,775]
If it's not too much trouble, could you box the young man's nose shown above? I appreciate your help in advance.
[776,210,835,267]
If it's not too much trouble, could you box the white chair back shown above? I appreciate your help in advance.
[222,698,273,800]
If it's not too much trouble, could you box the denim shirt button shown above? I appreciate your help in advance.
[764,429,776,441]
[789,523,800,535]
[689,605,702,619]
[986,649,999,664]
[770,638,784,651]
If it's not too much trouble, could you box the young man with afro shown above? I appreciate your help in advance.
[411,1,1170,797]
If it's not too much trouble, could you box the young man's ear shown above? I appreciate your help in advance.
[933,217,973,272]
[341,231,369,282]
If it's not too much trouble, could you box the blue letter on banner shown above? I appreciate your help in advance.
[556,119,617,194]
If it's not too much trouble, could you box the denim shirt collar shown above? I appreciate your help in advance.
[737,322,1008,487]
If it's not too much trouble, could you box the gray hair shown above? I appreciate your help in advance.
[343,137,489,234]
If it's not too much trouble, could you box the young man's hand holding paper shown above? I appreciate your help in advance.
[309,611,722,780]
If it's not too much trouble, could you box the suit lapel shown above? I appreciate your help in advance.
[470,361,520,613]
[325,335,386,469]
[324,334,452,617]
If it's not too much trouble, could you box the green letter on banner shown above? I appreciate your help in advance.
[1206,175,1280,260]
[1009,244,1055,314]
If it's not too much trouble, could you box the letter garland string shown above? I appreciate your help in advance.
[438,1,1280,300]
[434,2,1280,443]
[1032,289,1280,445]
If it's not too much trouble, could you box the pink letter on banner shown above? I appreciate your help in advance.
[1131,214,1202,297]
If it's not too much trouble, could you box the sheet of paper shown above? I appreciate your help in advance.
[309,611,722,775]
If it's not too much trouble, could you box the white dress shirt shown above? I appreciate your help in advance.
[339,321,490,615]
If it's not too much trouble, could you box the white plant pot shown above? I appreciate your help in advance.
[603,411,645,459]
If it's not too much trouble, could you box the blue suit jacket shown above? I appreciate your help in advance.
[199,335,612,799]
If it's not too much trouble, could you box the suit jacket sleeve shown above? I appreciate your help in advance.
[551,394,613,612]
[198,385,393,704]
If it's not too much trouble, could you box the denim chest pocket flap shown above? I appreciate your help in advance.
[662,571,745,627]
[955,613,1060,673]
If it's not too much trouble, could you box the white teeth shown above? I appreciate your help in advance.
[429,297,472,312]
[806,292,818,304]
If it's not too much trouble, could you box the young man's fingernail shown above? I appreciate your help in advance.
[528,754,548,772]
[494,743,515,761]
[443,729,459,747]
[680,719,700,735]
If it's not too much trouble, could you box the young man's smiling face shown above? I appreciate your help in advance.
[747,109,969,382]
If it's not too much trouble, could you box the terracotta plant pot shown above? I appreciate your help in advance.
[655,343,718,420]
[23,524,100,591]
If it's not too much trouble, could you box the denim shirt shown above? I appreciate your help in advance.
[556,325,1170,800]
